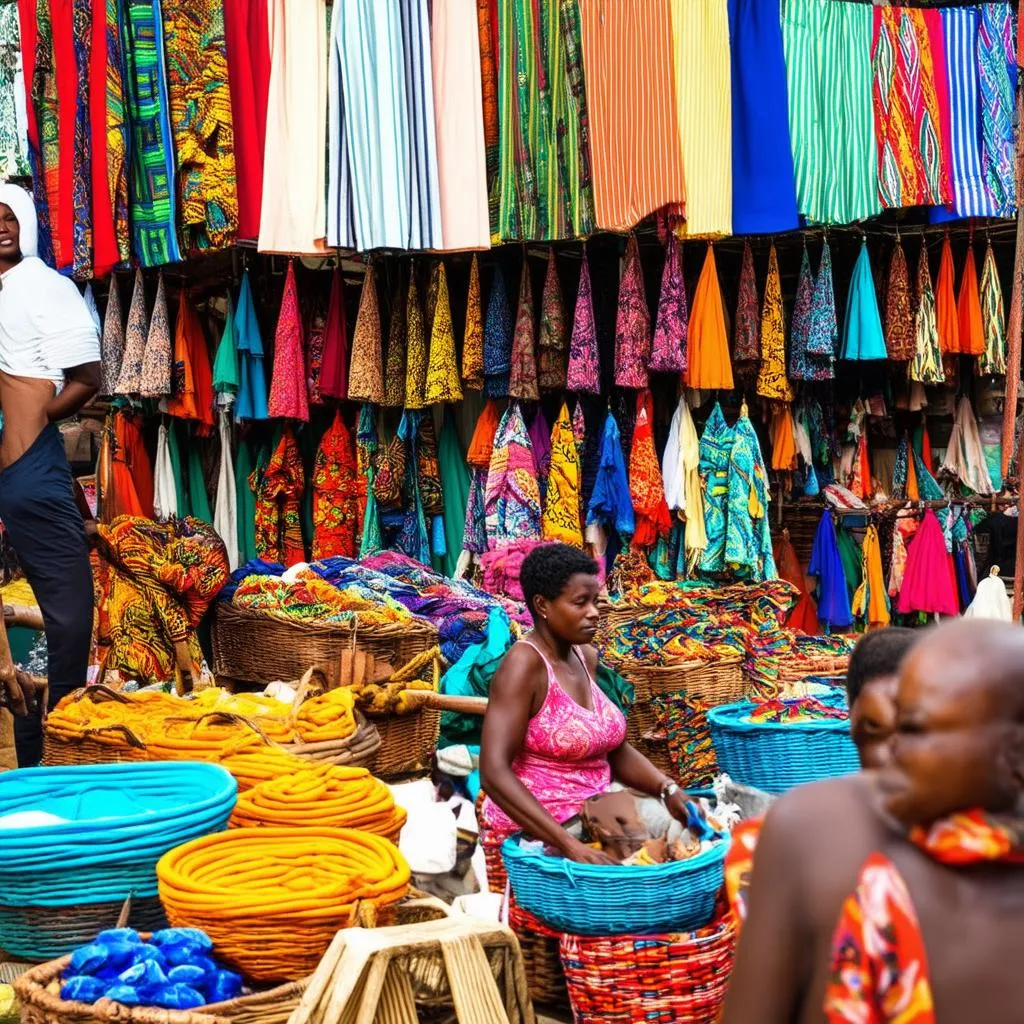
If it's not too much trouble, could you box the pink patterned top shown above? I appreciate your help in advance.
[481,639,628,839]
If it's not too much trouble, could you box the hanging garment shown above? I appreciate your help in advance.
[114,270,146,396]
[311,410,358,560]
[770,405,797,472]
[0,6,29,179]
[686,245,734,391]
[234,439,258,564]
[234,272,269,420]
[260,0,327,254]
[808,511,854,630]
[164,291,215,435]
[956,244,985,357]
[614,236,651,389]
[977,4,1017,218]
[542,403,583,547]
[425,263,462,404]
[528,407,552,484]
[121,0,181,266]
[461,400,500,559]
[728,409,776,582]
[979,240,1007,375]
[964,569,1013,621]
[509,259,539,400]
[101,276,126,396]
[161,0,238,252]
[438,414,470,576]
[732,240,760,365]
[267,262,310,421]
[727,0,798,235]
[306,296,328,406]
[578,0,685,232]
[887,514,913,598]
[662,395,685,513]
[669,0,732,236]
[139,271,172,398]
[153,422,178,520]
[781,0,879,225]
[935,235,960,354]
[403,270,428,409]
[483,262,512,397]
[382,285,407,409]
[223,0,269,240]
[462,254,484,389]
[871,7,951,210]
[253,427,305,566]
[430,0,489,250]
[586,412,635,544]
[347,265,385,405]
[806,240,838,367]
[537,249,568,391]
[495,0,594,241]
[484,403,541,549]
[213,410,238,570]
[355,404,382,556]
[566,248,600,394]
[910,244,945,385]
[650,234,688,374]
[885,239,915,361]
[110,409,154,519]
[897,510,958,616]
[787,247,814,382]
[629,393,671,550]
[773,530,820,634]
[698,403,734,576]
[104,0,131,265]
[86,0,118,276]
[184,434,212,522]
[941,397,995,496]
[680,399,707,572]
[212,296,239,407]
[319,268,348,401]
[756,244,794,400]
[840,242,887,361]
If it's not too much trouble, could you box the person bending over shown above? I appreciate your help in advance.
[479,543,690,865]
[722,620,1024,1023]
[0,184,101,766]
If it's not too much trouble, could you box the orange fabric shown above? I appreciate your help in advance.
[772,532,820,634]
[920,424,933,471]
[906,449,919,501]
[164,293,216,436]
[467,399,500,469]
[769,405,797,471]
[685,245,734,390]
[955,245,985,356]
[578,0,686,231]
[109,411,153,520]
[935,236,960,354]
[850,434,872,500]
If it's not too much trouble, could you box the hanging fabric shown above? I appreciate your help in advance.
[101,276,126,396]
[154,423,178,520]
[852,524,890,629]
[770,405,797,472]
[254,427,305,566]
[235,272,269,420]
[462,254,484,390]
[935,234,960,355]
[165,291,215,435]
[698,402,734,575]
[312,410,359,560]
[896,509,958,616]
[806,240,838,371]
[438,413,470,577]
[941,397,995,496]
[732,240,760,365]
[347,265,385,406]
[808,511,854,631]
[306,297,328,406]
[756,244,793,400]
[319,268,349,401]
[586,412,635,549]
[267,262,310,421]
[404,270,428,409]
[840,241,887,361]
[909,243,945,385]
[979,239,1007,375]
[686,245,734,391]
[356,404,382,557]
[537,249,568,392]
[773,529,819,634]
[212,295,239,407]
[528,407,551,484]
[629,392,672,550]
[885,238,915,361]
[508,258,539,401]
[566,248,600,394]
[680,398,707,572]
[650,233,688,374]
[461,401,500,562]
[139,271,172,398]
[214,411,238,571]
[115,278,145,397]
[235,438,258,564]
[788,245,814,382]
[484,403,541,550]
[956,243,985,357]
[483,262,512,398]
[727,407,776,582]
[382,285,407,409]
[977,4,1017,218]
[614,235,651,389]
[542,403,583,547]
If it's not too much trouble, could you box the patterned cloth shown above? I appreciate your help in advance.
[484,404,542,550]
[404,271,428,409]
[728,410,776,582]
[425,262,463,404]
[462,254,485,389]
[161,0,238,252]
[566,248,600,394]
[104,0,131,265]
[629,392,671,550]
[537,249,568,391]
[348,265,385,406]
[650,232,688,374]
[484,262,513,398]
[114,269,146,395]
[319,269,349,401]
[699,403,733,577]
[139,271,172,398]
[381,287,406,409]
[910,244,944,385]
[480,638,626,840]
[686,245,734,391]
[252,428,305,566]
[267,261,310,420]
[509,259,539,400]
[101,276,126,396]
[807,240,838,365]
[885,239,915,361]
[614,235,651,389]
[732,240,760,364]
[789,245,827,382]
[979,240,1007,375]
[0,6,29,178]
[542,403,582,547]
[756,244,793,400]
[977,4,1017,218]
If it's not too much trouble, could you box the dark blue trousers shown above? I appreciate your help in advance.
[0,424,93,766]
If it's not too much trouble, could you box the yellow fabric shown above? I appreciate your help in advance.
[541,402,583,546]
[852,524,891,629]
[0,579,37,609]
[424,262,463,404]
[680,396,707,571]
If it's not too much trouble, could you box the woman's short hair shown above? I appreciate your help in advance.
[520,543,599,617]
[846,627,918,704]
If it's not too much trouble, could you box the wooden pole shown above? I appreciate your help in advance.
[1014,435,1024,622]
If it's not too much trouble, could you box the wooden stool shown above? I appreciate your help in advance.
[288,915,535,1024]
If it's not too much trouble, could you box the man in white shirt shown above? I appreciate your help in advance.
[0,183,101,765]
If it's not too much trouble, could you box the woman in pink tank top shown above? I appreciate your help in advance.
[480,544,692,865]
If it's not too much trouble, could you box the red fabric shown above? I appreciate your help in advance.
[110,411,153,519]
[89,0,118,276]
[268,261,310,421]
[773,533,820,635]
[50,0,77,271]
[896,510,958,616]
[319,268,349,400]
[165,293,215,436]
[223,0,265,240]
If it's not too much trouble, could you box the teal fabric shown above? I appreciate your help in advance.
[438,414,470,577]
[840,242,887,360]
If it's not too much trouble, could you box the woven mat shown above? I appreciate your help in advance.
[0,961,31,984]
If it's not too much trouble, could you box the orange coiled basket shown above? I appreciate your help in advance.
[156,827,411,981]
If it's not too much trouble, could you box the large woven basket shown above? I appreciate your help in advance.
[368,709,440,780]
[42,725,147,767]
[508,901,568,1010]
[211,605,438,686]
[624,657,745,706]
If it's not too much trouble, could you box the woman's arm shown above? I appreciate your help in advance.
[480,644,614,865]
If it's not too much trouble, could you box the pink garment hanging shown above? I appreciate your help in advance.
[649,232,688,373]
[566,248,600,394]
[896,509,958,616]
[319,268,349,400]
[614,235,652,388]
[267,261,310,421]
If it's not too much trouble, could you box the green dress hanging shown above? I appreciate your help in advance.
[235,439,260,565]
[438,414,470,578]
[836,524,862,601]
[187,437,213,524]
[166,421,188,519]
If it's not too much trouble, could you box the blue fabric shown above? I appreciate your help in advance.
[808,511,853,629]
[840,242,887,361]
[586,412,635,540]
[234,273,269,421]
[728,0,799,234]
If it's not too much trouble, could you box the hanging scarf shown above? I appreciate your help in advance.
[311,410,358,560]
[840,241,887,361]
[139,271,171,398]
[320,268,349,401]
[629,392,671,550]
[788,246,815,381]
[483,262,512,397]
[885,238,915,361]
[235,272,269,421]
[267,261,310,421]
[542,402,583,547]
[101,275,125,396]
[356,404,382,557]
[807,241,838,364]
[509,258,539,400]
[733,240,760,365]
[382,285,407,408]
[756,244,794,400]
[404,270,428,410]
[537,248,568,391]
[686,245,734,391]
[979,240,1007,375]
[808,511,854,630]
[212,294,239,407]
[566,247,600,394]
[727,409,776,582]
[586,412,635,542]
[909,244,945,385]
[956,243,985,356]
[484,403,541,549]
[253,428,305,566]
[935,235,960,355]
[348,265,385,406]
[649,233,687,374]
[614,235,651,389]
[852,524,890,628]
[462,253,485,390]
[165,291,215,435]
[425,262,463,404]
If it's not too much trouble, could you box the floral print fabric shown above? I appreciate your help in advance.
[756,244,793,400]
[484,403,541,549]
[509,259,539,400]
[347,265,385,406]
[312,411,358,559]
[885,239,915,361]
[650,232,687,374]
[567,248,600,394]
[253,427,305,566]
[267,261,309,421]
[613,235,651,389]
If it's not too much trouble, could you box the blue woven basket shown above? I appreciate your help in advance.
[708,701,859,795]
[501,835,728,936]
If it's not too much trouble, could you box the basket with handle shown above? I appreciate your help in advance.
[42,687,148,767]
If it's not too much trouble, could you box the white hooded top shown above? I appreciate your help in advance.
[0,183,100,387]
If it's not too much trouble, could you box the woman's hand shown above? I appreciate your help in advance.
[664,788,692,825]
[562,836,618,866]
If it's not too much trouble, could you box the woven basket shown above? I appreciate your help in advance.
[211,604,439,686]
[508,902,568,1010]
[708,701,859,794]
[559,913,736,1024]
[42,725,146,767]
[368,708,440,780]
[623,657,745,707]
[277,713,381,769]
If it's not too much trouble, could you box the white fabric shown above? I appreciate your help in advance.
[679,396,706,567]
[214,410,239,570]
[963,573,1012,621]
[662,396,685,512]
[153,424,178,520]
[389,780,457,874]
[941,397,994,496]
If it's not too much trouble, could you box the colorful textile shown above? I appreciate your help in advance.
[979,240,1007,375]
[807,240,838,364]
[93,515,228,686]
[566,248,600,394]
[935,235,960,354]
[756,244,793,400]
[484,404,541,550]
[103,0,132,266]
[528,407,552,483]
[462,254,484,389]
[896,510,958,616]
[537,249,567,391]
[542,403,583,547]
[267,262,310,421]
[121,0,182,266]
[910,245,944,385]
[382,286,407,409]
[139,271,172,398]
[885,239,915,361]
[732,240,760,364]
[483,263,512,397]
[782,0,879,225]
[480,638,627,840]
[587,413,635,542]
[0,5,29,179]
[698,403,733,576]
[348,266,385,406]
[234,272,269,420]
[312,412,358,560]
[852,524,890,628]
[871,8,951,210]
[956,244,985,357]
[977,4,1017,218]
[579,0,685,232]
[253,428,305,567]
[747,697,847,725]
[787,247,814,382]
[355,404,382,556]
[686,245,734,391]
[614,236,651,389]
[161,0,238,252]
[840,242,887,361]
[319,269,349,401]
[425,264,461,405]
[629,393,671,550]
[808,511,854,630]
[774,531,819,633]
[164,291,215,435]
[438,414,470,577]
[101,276,126,396]
[650,233,688,374]
[728,410,776,582]
[724,817,762,932]
[404,272,427,409]
[305,297,328,406]
[509,259,539,400]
